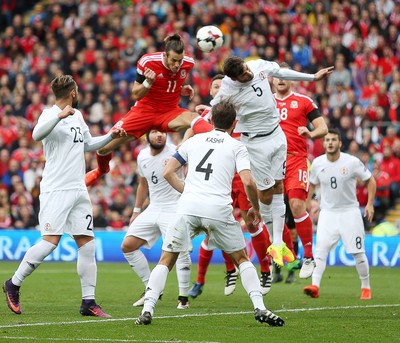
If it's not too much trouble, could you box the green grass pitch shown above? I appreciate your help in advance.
[0,262,399,343]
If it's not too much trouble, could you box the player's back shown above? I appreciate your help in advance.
[177,130,250,221]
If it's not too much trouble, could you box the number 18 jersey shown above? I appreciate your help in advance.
[176,130,250,221]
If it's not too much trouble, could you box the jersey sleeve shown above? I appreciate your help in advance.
[353,157,372,181]
[257,59,280,75]
[309,159,320,185]
[235,142,251,173]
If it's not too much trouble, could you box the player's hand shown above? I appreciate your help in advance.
[364,204,374,223]
[144,67,156,85]
[110,128,127,139]
[181,85,194,100]
[298,126,311,138]
[195,104,210,115]
[314,66,334,81]
[59,105,75,119]
[247,207,262,226]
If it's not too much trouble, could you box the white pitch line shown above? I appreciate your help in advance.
[0,337,218,343]
[0,303,399,330]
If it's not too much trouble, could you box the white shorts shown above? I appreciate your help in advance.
[316,208,365,255]
[162,215,246,254]
[38,189,94,237]
[241,126,287,190]
[125,205,176,249]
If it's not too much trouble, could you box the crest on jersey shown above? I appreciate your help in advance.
[263,177,271,185]
[163,158,169,166]
[114,120,123,129]
[44,223,51,231]
[180,70,187,78]
[259,72,267,80]
[290,101,298,108]
[340,167,348,175]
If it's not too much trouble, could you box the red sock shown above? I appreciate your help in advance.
[97,152,113,174]
[197,244,213,284]
[192,117,213,134]
[251,224,270,273]
[221,250,235,272]
[294,213,313,258]
[283,224,297,259]
[85,169,100,187]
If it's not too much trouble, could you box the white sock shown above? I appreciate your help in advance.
[271,194,285,246]
[353,253,370,289]
[77,240,97,300]
[123,250,151,287]
[239,261,265,311]
[176,252,191,296]
[259,202,273,239]
[312,251,328,288]
[12,240,57,286]
[142,264,169,315]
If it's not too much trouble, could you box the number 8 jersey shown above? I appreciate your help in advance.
[174,129,250,221]
[309,152,372,210]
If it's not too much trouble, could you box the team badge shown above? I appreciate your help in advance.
[114,120,123,129]
[263,177,271,185]
[180,70,187,78]
[44,223,51,231]
[290,101,298,108]
[340,167,348,175]
[163,159,169,166]
[259,71,267,80]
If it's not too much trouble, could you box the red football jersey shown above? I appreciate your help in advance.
[136,52,194,111]
[275,92,319,157]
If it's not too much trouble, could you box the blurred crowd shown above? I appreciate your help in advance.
[0,0,399,231]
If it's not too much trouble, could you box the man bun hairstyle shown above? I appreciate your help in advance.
[164,34,184,55]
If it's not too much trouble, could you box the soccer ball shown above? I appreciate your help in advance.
[196,25,224,53]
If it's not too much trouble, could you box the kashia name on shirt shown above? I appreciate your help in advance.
[206,137,224,143]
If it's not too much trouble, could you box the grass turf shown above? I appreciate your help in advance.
[0,262,398,343]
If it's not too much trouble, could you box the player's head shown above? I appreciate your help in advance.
[146,129,167,151]
[164,34,185,73]
[272,62,292,95]
[323,128,342,155]
[223,56,253,83]
[51,75,79,107]
[210,74,224,98]
[211,98,236,131]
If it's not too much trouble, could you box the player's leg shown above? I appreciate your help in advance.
[341,208,371,299]
[188,236,213,298]
[166,110,212,134]
[175,251,191,308]
[3,235,59,314]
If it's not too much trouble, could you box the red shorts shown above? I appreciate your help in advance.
[284,154,309,199]
[113,104,187,138]
[231,172,251,211]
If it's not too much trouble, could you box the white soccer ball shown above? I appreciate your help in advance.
[196,25,224,53]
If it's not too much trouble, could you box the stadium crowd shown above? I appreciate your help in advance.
[0,0,399,231]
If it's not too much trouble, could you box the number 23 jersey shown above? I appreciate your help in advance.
[176,130,250,221]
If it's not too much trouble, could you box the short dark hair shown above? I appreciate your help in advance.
[223,56,245,79]
[164,34,184,55]
[211,98,236,130]
[211,74,224,83]
[326,127,342,141]
[51,75,76,99]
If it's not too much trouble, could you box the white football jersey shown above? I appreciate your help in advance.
[310,152,372,210]
[210,59,281,135]
[137,143,181,210]
[34,105,89,193]
[176,129,250,220]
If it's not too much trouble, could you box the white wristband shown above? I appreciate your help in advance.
[133,207,141,213]
[142,80,152,89]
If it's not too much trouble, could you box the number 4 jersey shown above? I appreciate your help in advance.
[174,129,250,221]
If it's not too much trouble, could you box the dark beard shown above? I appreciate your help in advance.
[149,142,165,150]
[72,97,79,108]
